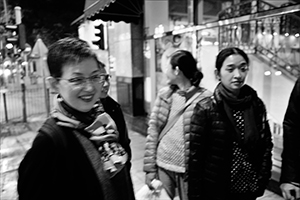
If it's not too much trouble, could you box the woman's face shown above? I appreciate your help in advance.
[55,58,102,112]
[164,60,177,85]
[217,54,249,95]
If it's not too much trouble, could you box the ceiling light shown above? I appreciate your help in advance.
[275,71,282,76]
[264,71,271,76]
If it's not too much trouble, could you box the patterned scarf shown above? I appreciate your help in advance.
[51,95,128,177]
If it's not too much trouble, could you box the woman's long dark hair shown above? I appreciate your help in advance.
[215,47,249,72]
[169,50,203,86]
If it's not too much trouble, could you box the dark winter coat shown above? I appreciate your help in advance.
[17,96,135,200]
[188,89,273,200]
[101,95,132,170]
[280,78,300,184]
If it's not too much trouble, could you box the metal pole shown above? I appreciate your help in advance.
[188,0,194,26]
[21,79,27,122]
[42,60,50,116]
[3,92,8,122]
[106,22,110,72]
[2,0,8,25]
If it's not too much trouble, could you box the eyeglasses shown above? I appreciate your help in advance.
[103,74,111,81]
[57,73,107,86]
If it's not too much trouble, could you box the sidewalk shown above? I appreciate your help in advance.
[0,115,284,200]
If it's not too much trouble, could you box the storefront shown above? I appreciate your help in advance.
[144,1,300,193]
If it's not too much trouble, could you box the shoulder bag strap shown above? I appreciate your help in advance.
[158,91,203,142]
[39,118,68,150]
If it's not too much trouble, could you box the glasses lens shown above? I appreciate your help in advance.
[99,74,111,82]
[68,77,85,85]
[105,74,111,81]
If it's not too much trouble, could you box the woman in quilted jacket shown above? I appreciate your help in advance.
[188,47,273,200]
[143,50,212,200]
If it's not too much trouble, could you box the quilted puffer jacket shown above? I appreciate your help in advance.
[188,89,273,200]
[143,85,212,175]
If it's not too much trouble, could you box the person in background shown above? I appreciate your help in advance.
[143,50,212,200]
[99,66,132,171]
[280,78,300,200]
[188,47,273,200]
[17,37,135,200]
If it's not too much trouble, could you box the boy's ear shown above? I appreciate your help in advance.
[47,76,59,93]
[214,69,221,81]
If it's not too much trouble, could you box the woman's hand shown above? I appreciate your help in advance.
[280,183,300,200]
[145,172,157,190]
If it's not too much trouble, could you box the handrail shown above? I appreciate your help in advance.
[218,0,300,21]
[255,44,299,81]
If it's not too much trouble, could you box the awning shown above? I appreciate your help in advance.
[84,0,143,24]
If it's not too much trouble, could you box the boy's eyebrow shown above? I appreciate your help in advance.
[71,72,83,76]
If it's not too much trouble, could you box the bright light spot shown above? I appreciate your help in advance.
[6,43,13,49]
[273,32,277,36]
[22,61,28,66]
[92,19,103,26]
[201,31,209,36]
[201,40,213,46]
[275,71,282,76]
[214,41,219,46]
[24,45,32,53]
[264,71,271,76]
[174,25,185,30]
[3,60,11,67]
[155,24,164,35]
[4,69,11,77]
[0,69,11,77]
[295,33,300,37]
[262,32,266,35]
[285,33,289,37]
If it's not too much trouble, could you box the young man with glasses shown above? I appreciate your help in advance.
[99,67,132,171]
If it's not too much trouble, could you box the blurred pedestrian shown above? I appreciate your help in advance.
[280,77,300,200]
[17,37,135,200]
[143,50,212,200]
[188,47,273,200]
[99,66,132,171]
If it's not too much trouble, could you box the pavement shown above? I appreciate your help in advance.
[0,114,284,200]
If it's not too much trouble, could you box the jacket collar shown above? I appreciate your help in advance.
[160,85,203,101]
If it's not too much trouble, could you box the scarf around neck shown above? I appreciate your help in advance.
[215,83,259,150]
[51,95,128,177]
